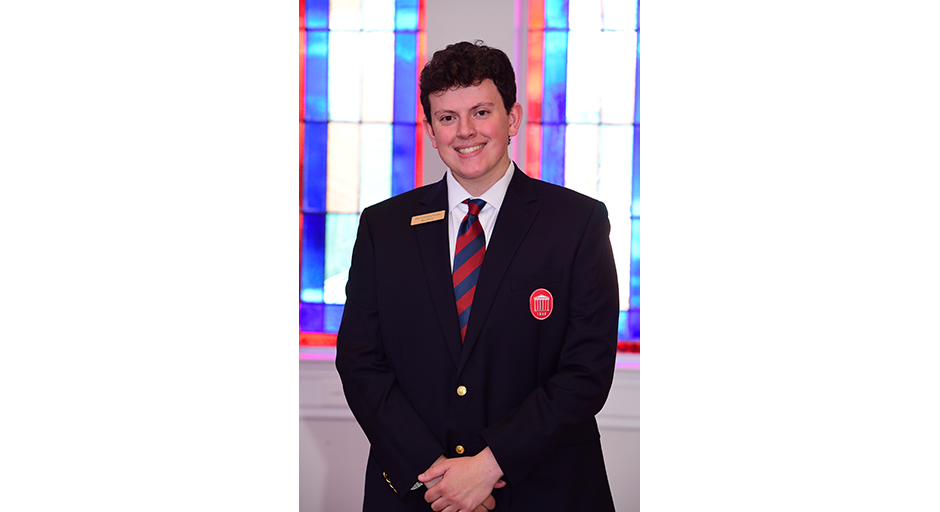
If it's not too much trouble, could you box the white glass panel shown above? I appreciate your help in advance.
[564,124,600,198]
[323,271,350,304]
[360,31,395,123]
[569,0,602,31]
[329,0,362,30]
[301,288,322,303]
[359,123,393,210]
[328,31,362,122]
[599,30,636,124]
[361,0,395,30]
[598,124,633,220]
[566,30,603,124]
[602,0,637,31]
[327,122,361,213]
[324,213,360,304]
[598,124,634,309]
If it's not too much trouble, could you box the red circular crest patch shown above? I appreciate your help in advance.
[529,288,553,320]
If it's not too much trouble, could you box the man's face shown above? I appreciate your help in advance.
[423,79,522,195]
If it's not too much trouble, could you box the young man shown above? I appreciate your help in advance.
[336,41,619,511]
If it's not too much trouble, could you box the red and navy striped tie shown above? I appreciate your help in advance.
[454,198,486,342]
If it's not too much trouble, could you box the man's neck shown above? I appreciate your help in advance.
[451,158,512,197]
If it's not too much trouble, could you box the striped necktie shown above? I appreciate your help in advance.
[454,198,486,342]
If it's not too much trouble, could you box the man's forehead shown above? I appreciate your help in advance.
[429,80,498,105]
[434,79,487,93]
[431,84,480,98]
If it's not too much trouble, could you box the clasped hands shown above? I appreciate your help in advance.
[418,446,506,512]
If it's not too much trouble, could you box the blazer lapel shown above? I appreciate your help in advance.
[413,178,463,367]
[458,165,539,372]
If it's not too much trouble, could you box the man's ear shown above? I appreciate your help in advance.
[508,103,523,137]
[422,118,438,149]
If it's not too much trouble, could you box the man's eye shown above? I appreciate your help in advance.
[440,115,454,122]
[475,110,489,116]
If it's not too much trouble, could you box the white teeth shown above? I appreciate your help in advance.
[457,144,484,154]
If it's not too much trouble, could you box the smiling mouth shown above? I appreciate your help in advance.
[457,143,485,154]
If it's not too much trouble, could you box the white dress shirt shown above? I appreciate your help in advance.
[446,161,515,271]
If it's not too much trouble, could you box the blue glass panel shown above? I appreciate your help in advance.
[542,30,567,124]
[300,302,324,332]
[634,50,640,126]
[636,0,641,30]
[305,29,329,123]
[305,0,330,29]
[395,0,419,31]
[392,123,416,195]
[324,304,346,333]
[630,217,640,310]
[628,309,640,340]
[302,122,328,213]
[540,123,566,186]
[631,4,641,342]
[301,213,326,303]
[618,310,629,341]
[393,32,418,123]
[545,0,569,30]
[631,125,640,216]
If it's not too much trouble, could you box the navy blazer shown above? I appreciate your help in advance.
[336,164,619,511]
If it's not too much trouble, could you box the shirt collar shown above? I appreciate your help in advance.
[446,160,515,214]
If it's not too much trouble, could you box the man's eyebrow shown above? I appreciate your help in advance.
[432,102,497,118]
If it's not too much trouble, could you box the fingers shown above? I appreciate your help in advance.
[428,490,498,511]
[419,462,449,483]
[468,494,497,512]
[493,478,507,489]
[421,454,503,510]
[424,484,442,505]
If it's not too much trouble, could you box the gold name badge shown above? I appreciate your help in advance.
[411,210,446,226]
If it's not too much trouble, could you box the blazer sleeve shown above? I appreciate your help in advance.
[334,208,445,500]
[480,200,620,485]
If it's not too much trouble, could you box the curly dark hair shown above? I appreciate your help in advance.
[419,40,517,122]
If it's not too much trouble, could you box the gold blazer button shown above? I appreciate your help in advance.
[455,445,465,455]
[456,385,467,396]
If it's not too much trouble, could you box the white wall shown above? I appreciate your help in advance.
[422,0,528,184]
[300,351,639,512]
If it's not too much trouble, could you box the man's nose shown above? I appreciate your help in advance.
[456,117,476,138]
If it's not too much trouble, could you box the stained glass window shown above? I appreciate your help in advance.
[300,0,639,352]
[526,0,640,351]
[300,0,426,346]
